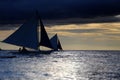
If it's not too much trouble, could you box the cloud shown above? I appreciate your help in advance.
[46,23,120,41]
[54,29,107,33]
[42,16,120,26]
[0,24,19,30]
[0,0,120,24]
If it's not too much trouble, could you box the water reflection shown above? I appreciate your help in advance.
[0,51,120,80]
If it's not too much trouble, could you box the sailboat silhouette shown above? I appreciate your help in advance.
[50,34,63,51]
[2,12,62,53]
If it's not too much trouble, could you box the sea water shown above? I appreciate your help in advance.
[0,50,120,80]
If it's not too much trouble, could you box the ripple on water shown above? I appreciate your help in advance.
[0,50,120,80]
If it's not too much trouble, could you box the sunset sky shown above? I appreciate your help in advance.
[0,0,120,50]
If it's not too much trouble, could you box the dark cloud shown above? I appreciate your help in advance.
[0,0,120,24]
[44,16,120,26]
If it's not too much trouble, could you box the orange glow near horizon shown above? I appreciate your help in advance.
[0,22,120,50]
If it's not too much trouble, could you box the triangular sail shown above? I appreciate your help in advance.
[50,34,58,50]
[39,18,53,49]
[50,34,63,50]
[58,39,63,50]
[3,16,39,50]
[2,11,56,51]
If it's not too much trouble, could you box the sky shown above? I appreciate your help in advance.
[0,0,120,50]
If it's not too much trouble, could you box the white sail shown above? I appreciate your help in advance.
[3,15,39,50]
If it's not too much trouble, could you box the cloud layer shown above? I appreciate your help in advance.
[1,22,120,50]
[0,0,120,24]
[46,22,120,40]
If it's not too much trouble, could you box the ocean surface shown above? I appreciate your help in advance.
[0,50,120,80]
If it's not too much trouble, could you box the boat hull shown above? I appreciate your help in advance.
[12,50,53,55]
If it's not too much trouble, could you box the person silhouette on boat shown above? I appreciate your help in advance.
[19,48,21,52]
[19,47,27,52]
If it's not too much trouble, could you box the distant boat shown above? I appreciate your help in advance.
[2,12,62,53]
[50,34,63,51]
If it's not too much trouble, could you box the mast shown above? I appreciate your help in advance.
[2,13,39,50]
[36,11,41,50]
[2,11,54,50]
[36,17,40,50]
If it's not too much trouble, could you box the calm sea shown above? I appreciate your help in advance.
[0,50,120,80]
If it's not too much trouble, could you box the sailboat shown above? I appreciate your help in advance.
[2,12,55,54]
[50,34,63,51]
